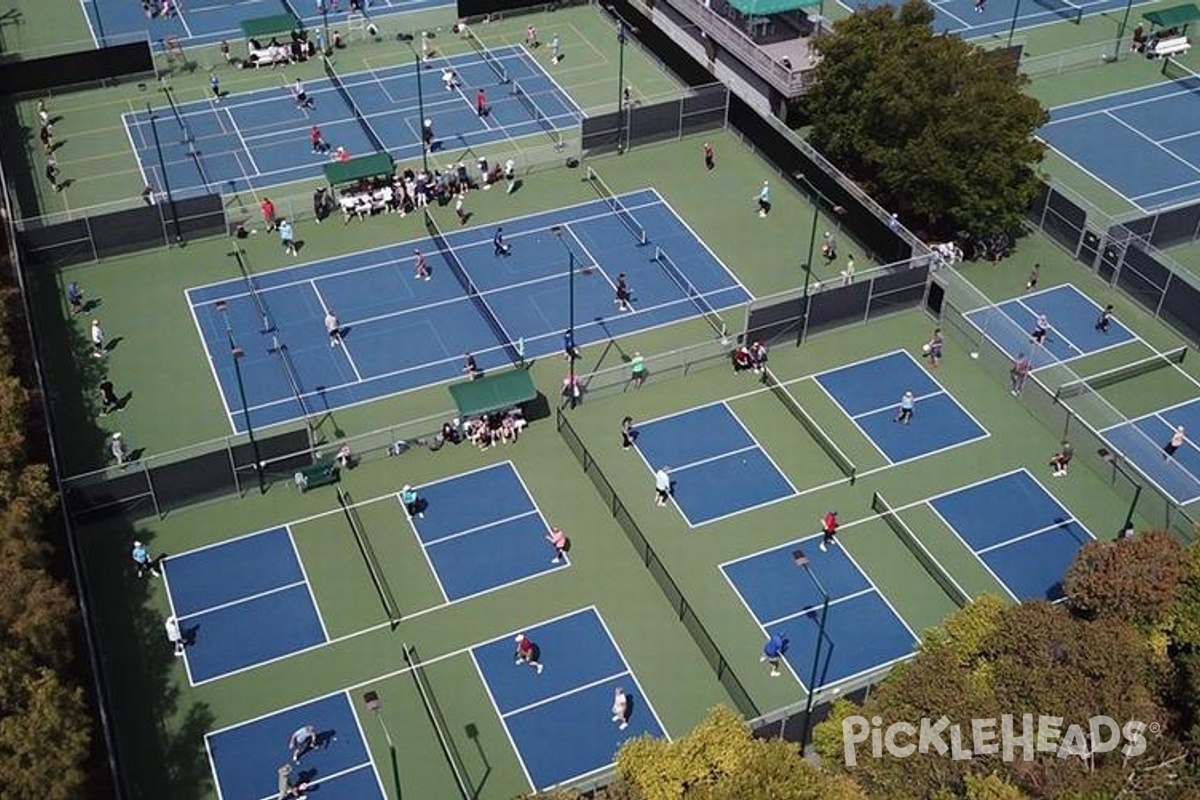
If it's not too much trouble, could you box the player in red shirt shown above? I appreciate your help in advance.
[476,88,488,117]
[819,511,838,552]
[514,633,543,673]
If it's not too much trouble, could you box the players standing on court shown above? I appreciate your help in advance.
[1025,263,1040,292]
[526,25,539,48]
[1031,313,1050,346]
[1010,352,1031,395]
[615,273,632,312]
[760,632,785,676]
[90,318,106,358]
[131,539,159,578]
[550,34,561,64]
[514,633,543,673]
[288,724,318,763]
[819,510,839,552]
[476,88,488,117]
[1050,439,1073,477]
[1165,426,1187,460]
[546,526,568,563]
[703,142,715,170]
[756,181,771,217]
[895,391,915,425]
[413,249,431,280]
[324,309,342,347]
[620,416,636,450]
[493,227,510,256]
[654,466,671,507]
[401,484,424,518]
[1095,304,1115,334]
[462,351,479,380]
[611,687,630,730]
[292,79,315,111]
[925,327,944,368]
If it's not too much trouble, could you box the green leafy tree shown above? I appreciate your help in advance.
[1064,531,1187,627]
[615,705,866,799]
[804,0,1047,238]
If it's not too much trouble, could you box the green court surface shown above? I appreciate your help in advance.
[9,3,1200,798]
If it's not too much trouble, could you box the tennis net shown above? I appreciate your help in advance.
[1056,346,1187,400]
[586,166,647,245]
[873,491,971,609]
[271,332,316,423]
[464,26,509,83]
[653,246,726,340]
[1032,0,1083,23]
[322,56,388,154]
[423,209,522,365]
[513,80,563,150]
[1163,55,1200,86]
[403,644,472,799]
[764,368,856,481]
[337,488,401,628]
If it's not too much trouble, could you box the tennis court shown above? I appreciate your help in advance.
[964,283,1137,368]
[845,0,1134,38]
[814,350,989,464]
[127,47,579,196]
[721,534,919,690]
[1040,66,1200,212]
[926,469,1096,601]
[410,462,567,602]
[187,184,749,432]
[207,692,386,800]
[632,402,797,527]
[83,0,449,50]
[471,607,666,791]
[1103,397,1200,504]
[162,525,328,684]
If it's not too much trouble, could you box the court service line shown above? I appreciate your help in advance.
[502,670,631,719]
[1105,110,1200,178]
[924,501,1021,603]
[592,611,672,740]
[1013,297,1084,355]
[468,648,536,791]
[177,579,309,623]
[1134,176,1200,204]
[184,284,239,432]
[345,690,392,800]
[563,223,619,297]
[1034,134,1149,213]
[850,389,943,421]
[160,564,198,688]
[760,587,877,630]
[975,518,1090,555]
[224,107,262,176]
[421,509,542,547]
[668,444,761,474]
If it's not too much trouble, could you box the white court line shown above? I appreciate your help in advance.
[925,501,1020,603]
[253,762,377,800]
[343,690,390,800]
[501,670,630,718]
[1015,297,1084,357]
[421,509,541,547]
[722,399,800,495]
[160,560,197,688]
[761,587,876,629]
[310,279,364,382]
[287,523,329,641]
[183,285,238,432]
[648,187,753,300]
[850,389,942,421]
[177,580,308,622]
[403,494,449,605]
[668,444,761,474]
[1103,111,1200,180]
[469,647,535,791]
[976,519,1091,555]
[810,375,891,464]
[224,106,261,176]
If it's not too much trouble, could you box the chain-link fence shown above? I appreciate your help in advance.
[582,83,728,155]
[933,265,1200,542]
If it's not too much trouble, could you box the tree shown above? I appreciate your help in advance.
[1063,531,1187,628]
[615,705,866,800]
[804,1,1047,238]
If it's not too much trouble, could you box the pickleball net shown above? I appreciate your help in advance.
[873,491,971,608]
[653,246,727,341]
[423,209,522,365]
[402,643,472,799]
[512,80,563,150]
[1032,0,1083,23]
[464,26,509,83]
[337,488,401,628]
[1056,346,1187,400]
[1163,55,1200,86]
[586,166,647,245]
[322,56,388,154]
[764,367,856,481]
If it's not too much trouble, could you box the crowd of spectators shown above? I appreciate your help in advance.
[323,157,510,224]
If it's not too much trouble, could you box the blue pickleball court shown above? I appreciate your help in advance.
[471,607,666,792]
[188,189,749,433]
[928,469,1096,601]
[1040,74,1200,211]
[964,284,1136,368]
[206,692,385,800]
[162,526,327,684]
[847,0,1144,38]
[722,535,918,690]
[126,47,580,197]
[632,402,796,526]
[815,350,988,464]
[407,462,566,602]
[1103,396,1200,505]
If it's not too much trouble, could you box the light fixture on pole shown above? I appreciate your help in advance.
[793,548,830,750]
[402,38,430,173]
[215,300,265,494]
[606,6,637,153]
[145,102,183,244]
[363,691,402,797]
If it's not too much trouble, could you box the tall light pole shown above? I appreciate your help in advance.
[793,548,830,750]
[363,691,401,798]
[794,173,845,344]
[1006,0,1024,47]
[551,225,577,400]
[215,300,265,494]
[606,7,637,153]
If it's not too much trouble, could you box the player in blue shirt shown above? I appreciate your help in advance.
[493,227,510,256]
[400,484,424,518]
[761,633,786,677]
[131,540,159,578]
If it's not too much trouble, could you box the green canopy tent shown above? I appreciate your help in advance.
[323,153,395,187]
[239,14,302,40]
[448,369,538,419]
[723,0,824,41]
[1142,3,1200,32]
